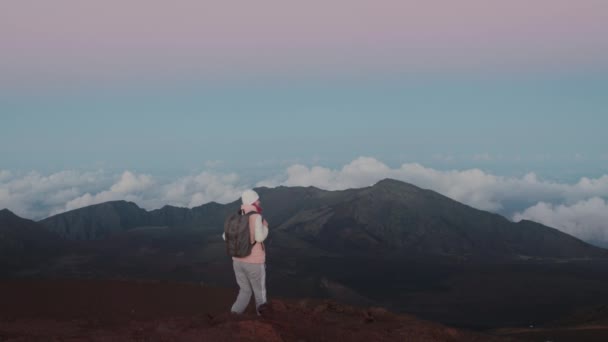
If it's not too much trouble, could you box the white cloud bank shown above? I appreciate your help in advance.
[61,171,156,214]
[0,169,247,220]
[51,171,246,217]
[1,157,607,245]
[0,169,112,220]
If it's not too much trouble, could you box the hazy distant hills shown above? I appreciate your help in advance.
[37,178,607,260]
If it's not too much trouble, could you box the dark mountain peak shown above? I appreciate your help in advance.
[0,208,66,271]
[517,219,539,225]
[372,178,421,191]
[191,201,231,213]
[0,209,31,225]
[0,208,17,218]
[41,200,146,224]
[359,178,430,203]
[159,204,181,210]
[57,200,142,216]
[0,209,42,227]
[40,201,143,221]
[153,204,190,216]
[268,184,331,193]
[374,178,404,186]
[98,200,141,210]
[269,184,321,191]
[40,200,150,240]
[201,201,224,208]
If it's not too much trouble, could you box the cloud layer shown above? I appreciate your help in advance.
[0,169,246,220]
[1,157,607,245]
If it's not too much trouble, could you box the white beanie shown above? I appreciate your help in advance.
[241,189,259,205]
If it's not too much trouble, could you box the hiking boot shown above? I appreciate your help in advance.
[257,303,271,317]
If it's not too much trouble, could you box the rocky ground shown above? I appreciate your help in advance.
[0,279,515,342]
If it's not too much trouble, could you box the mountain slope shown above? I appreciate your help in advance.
[40,201,151,240]
[274,179,606,259]
[0,209,67,272]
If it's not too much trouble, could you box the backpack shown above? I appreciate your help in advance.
[224,210,258,257]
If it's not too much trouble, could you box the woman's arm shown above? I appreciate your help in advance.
[254,215,269,242]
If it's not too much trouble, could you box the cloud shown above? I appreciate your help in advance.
[62,171,156,213]
[110,171,154,193]
[60,171,246,215]
[0,170,11,181]
[0,170,111,220]
[0,169,245,220]
[278,157,392,191]
[161,172,244,208]
[514,198,608,244]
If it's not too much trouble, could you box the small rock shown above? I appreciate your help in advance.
[363,311,375,323]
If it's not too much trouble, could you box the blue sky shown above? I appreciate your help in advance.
[3,72,607,181]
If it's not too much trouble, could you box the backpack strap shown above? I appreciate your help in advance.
[240,210,258,217]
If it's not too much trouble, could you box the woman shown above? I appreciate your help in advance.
[227,189,269,315]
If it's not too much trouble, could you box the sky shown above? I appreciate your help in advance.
[1,1,607,245]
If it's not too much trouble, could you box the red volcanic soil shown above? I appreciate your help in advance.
[0,279,515,341]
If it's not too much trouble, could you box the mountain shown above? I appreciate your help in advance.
[0,209,67,272]
[273,178,607,259]
[38,179,607,260]
[40,201,152,240]
[40,200,236,240]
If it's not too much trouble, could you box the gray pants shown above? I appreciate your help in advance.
[231,260,267,314]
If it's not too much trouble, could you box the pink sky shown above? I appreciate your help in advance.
[1,0,607,85]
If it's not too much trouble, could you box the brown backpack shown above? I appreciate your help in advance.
[224,210,258,257]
